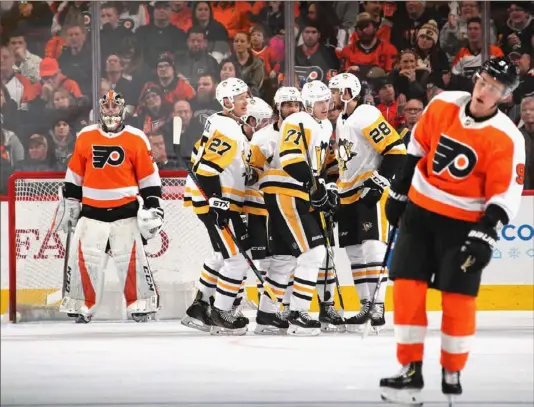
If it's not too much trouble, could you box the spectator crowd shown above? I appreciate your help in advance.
[1,1,533,193]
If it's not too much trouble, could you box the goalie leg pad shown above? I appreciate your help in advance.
[290,245,326,311]
[59,217,110,317]
[109,218,159,314]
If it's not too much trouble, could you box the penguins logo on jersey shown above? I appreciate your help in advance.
[337,139,356,173]
[92,145,125,169]
[433,135,477,179]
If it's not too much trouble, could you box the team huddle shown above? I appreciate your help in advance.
[50,56,524,405]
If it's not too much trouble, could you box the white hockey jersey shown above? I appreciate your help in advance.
[184,112,249,214]
[262,111,333,200]
[336,104,406,205]
[244,122,279,216]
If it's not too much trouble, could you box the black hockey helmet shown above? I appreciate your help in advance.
[478,56,520,93]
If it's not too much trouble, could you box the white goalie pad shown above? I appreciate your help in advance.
[59,217,159,317]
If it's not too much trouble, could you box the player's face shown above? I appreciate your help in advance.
[312,99,330,121]
[232,92,249,117]
[471,72,506,115]
[330,89,343,110]
[280,101,301,119]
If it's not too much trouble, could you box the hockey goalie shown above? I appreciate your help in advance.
[52,90,164,323]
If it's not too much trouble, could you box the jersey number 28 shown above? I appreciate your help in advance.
[369,121,391,143]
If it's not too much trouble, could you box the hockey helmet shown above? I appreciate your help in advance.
[215,78,249,110]
[273,86,303,110]
[243,97,273,131]
[301,80,332,110]
[328,72,362,102]
[478,57,520,94]
[100,90,126,131]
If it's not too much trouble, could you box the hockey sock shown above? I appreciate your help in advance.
[316,260,336,303]
[259,254,295,312]
[282,272,294,305]
[198,252,223,301]
[365,261,388,304]
[290,245,326,311]
[440,292,476,372]
[346,245,370,302]
[393,279,428,365]
[214,254,249,311]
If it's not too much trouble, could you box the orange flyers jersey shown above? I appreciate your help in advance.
[451,46,504,78]
[262,112,333,201]
[245,122,279,216]
[408,91,525,223]
[66,124,161,209]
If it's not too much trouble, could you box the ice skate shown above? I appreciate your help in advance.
[370,302,385,334]
[254,309,289,335]
[210,307,248,336]
[68,313,91,324]
[131,312,156,323]
[181,291,213,332]
[345,300,370,333]
[379,362,424,406]
[442,368,462,406]
[231,297,249,325]
[287,310,321,336]
[318,301,345,333]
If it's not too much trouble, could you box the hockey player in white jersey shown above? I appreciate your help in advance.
[52,90,163,323]
[262,81,337,335]
[181,78,251,335]
[328,72,406,332]
[246,88,302,334]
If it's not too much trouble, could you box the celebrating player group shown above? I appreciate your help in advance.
[52,55,524,406]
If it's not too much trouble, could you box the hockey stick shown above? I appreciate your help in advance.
[361,225,397,339]
[46,220,73,305]
[298,122,345,313]
[172,117,278,304]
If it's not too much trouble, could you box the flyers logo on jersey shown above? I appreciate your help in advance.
[92,145,125,168]
[433,135,477,179]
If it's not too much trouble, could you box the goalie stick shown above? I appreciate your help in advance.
[299,122,345,314]
[361,226,397,338]
[172,116,279,304]
[46,220,73,305]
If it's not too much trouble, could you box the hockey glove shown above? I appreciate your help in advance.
[385,189,408,227]
[359,171,390,208]
[245,165,260,187]
[457,219,497,274]
[208,196,230,229]
[137,196,164,240]
[325,182,340,214]
[309,177,329,211]
[52,186,80,233]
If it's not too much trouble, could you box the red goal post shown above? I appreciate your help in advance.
[5,170,211,322]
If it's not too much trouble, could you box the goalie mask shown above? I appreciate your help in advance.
[100,90,126,132]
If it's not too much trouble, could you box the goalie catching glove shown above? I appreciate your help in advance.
[208,196,230,229]
[136,196,164,240]
[359,171,390,208]
[52,186,80,233]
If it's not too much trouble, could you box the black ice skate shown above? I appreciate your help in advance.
[232,297,249,325]
[287,310,321,336]
[379,362,424,406]
[181,291,213,332]
[442,368,462,406]
[210,306,248,336]
[345,300,370,333]
[254,309,289,335]
[68,313,91,324]
[370,302,385,333]
[131,312,156,323]
[319,301,345,333]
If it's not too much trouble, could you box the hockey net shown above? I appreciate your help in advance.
[5,171,212,322]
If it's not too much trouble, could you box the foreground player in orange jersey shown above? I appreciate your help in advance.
[52,91,163,323]
[379,57,524,406]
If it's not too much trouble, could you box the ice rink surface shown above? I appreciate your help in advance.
[1,311,533,407]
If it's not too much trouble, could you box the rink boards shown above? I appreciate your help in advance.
[1,195,533,313]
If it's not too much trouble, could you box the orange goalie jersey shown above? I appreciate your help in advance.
[66,124,161,208]
[408,91,525,223]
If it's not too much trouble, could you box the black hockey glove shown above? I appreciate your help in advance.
[385,189,408,227]
[359,171,390,208]
[309,177,329,211]
[208,196,230,229]
[457,218,498,274]
[325,182,339,214]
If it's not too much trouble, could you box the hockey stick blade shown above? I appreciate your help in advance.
[362,226,397,339]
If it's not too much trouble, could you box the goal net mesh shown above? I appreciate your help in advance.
[7,172,211,321]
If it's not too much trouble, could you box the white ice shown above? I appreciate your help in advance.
[1,311,533,407]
